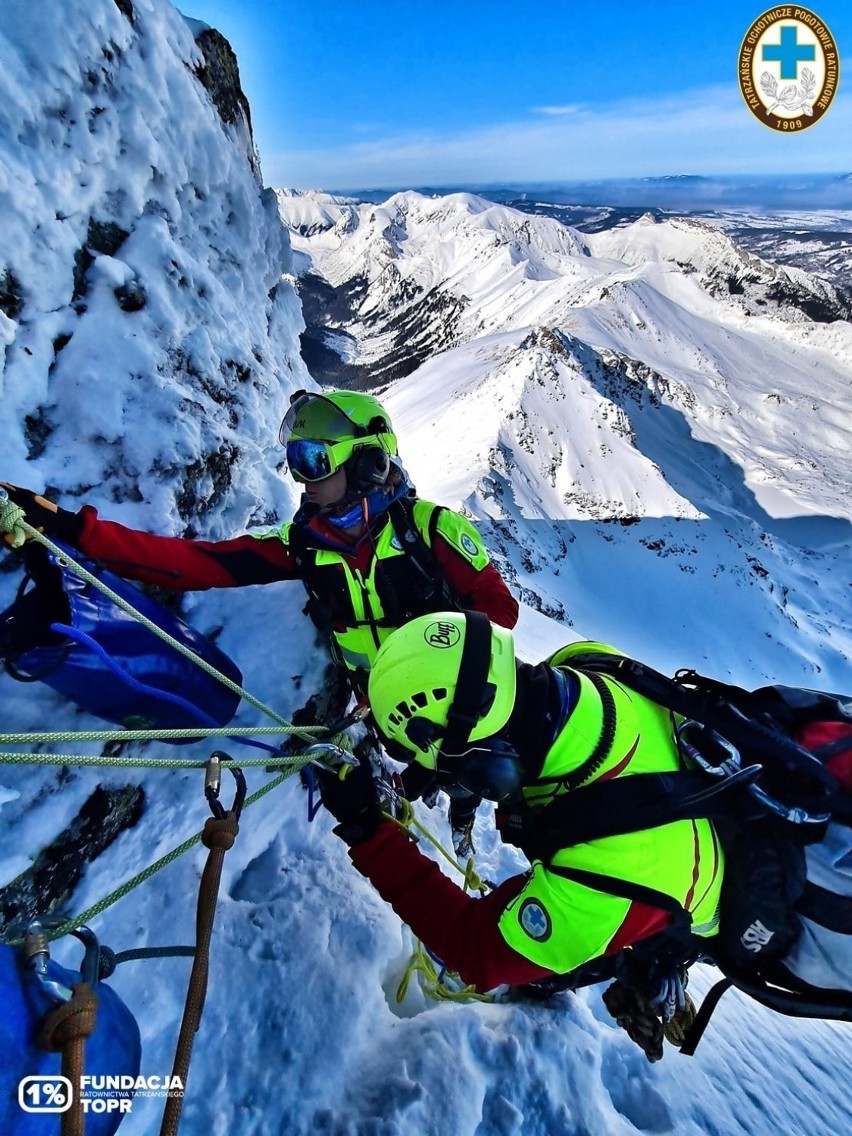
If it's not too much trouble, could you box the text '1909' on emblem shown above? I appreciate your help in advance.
[739,7,839,131]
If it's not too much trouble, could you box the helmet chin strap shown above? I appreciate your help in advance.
[437,739,524,801]
[432,611,523,801]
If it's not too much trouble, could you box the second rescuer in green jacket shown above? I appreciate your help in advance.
[315,611,724,995]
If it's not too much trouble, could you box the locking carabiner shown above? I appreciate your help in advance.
[205,750,247,820]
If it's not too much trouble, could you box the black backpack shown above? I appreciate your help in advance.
[499,652,852,1052]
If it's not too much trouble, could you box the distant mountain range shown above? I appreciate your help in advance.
[340,173,852,212]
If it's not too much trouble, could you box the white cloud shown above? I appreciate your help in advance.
[264,83,852,190]
[531,104,583,116]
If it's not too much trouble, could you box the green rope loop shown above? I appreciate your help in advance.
[395,940,495,1005]
[0,496,27,549]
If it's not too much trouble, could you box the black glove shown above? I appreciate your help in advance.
[1,483,83,546]
[399,761,438,804]
[314,758,384,845]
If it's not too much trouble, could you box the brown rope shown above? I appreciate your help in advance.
[159,812,239,1136]
[37,982,99,1136]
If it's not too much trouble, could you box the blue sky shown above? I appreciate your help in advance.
[183,1,852,190]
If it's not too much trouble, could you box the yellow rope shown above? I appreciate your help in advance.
[396,940,496,1005]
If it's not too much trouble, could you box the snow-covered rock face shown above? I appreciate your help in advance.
[0,0,310,536]
[280,189,852,686]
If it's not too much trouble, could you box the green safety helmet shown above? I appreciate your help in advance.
[368,611,522,800]
[279,389,398,488]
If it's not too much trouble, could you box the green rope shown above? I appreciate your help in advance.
[396,939,496,1005]
[395,803,488,894]
[387,800,495,1005]
[0,751,323,769]
[0,726,327,746]
[0,495,27,549]
[0,509,316,738]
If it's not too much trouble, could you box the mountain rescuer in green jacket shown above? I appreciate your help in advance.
[2,390,519,854]
[314,610,724,1009]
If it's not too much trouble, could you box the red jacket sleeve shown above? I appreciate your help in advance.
[348,821,554,990]
[431,538,519,630]
[76,506,298,589]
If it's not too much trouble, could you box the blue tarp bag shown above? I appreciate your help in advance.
[0,541,242,735]
[0,942,141,1135]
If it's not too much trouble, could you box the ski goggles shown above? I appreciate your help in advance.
[284,437,356,483]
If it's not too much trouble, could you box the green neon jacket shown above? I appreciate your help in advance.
[349,644,725,990]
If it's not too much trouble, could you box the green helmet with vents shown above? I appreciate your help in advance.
[368,611,518,771]
[279,389,398,484]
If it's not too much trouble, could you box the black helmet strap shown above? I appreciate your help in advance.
[436,610,492,769]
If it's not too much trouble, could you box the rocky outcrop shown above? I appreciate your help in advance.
[192,26,261,182]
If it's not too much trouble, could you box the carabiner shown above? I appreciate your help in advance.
[205,750,247,820]
[302,741,358,772]
[23,920,102,1002]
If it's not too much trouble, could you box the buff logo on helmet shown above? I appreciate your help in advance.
[519,898,552,942]
[424,620,462,649]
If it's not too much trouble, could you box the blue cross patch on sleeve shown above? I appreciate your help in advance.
[519,898,553,942]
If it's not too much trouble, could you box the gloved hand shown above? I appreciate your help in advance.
[399,760,438,804]
[313,758,385,845]
[0,483,82,547]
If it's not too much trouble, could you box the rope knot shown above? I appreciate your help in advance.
[201,813,239,850]
[37,983,99,1051]
[0,497,27,549]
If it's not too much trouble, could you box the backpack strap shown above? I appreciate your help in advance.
[498,766,761,863]
[797,881,852,934]
[680,963,852,1057]
[547,865,693,927]
[569,653,840,795]
[386,497,458,611]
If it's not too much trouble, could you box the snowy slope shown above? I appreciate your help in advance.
[0,6,850,1136]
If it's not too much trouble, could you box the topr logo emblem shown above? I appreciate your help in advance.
[519,898,553,942]
[460,533,479,557]
[738,7,839,132]
[424,620,462,649]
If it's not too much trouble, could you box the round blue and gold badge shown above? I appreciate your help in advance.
[739,7,839,131]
